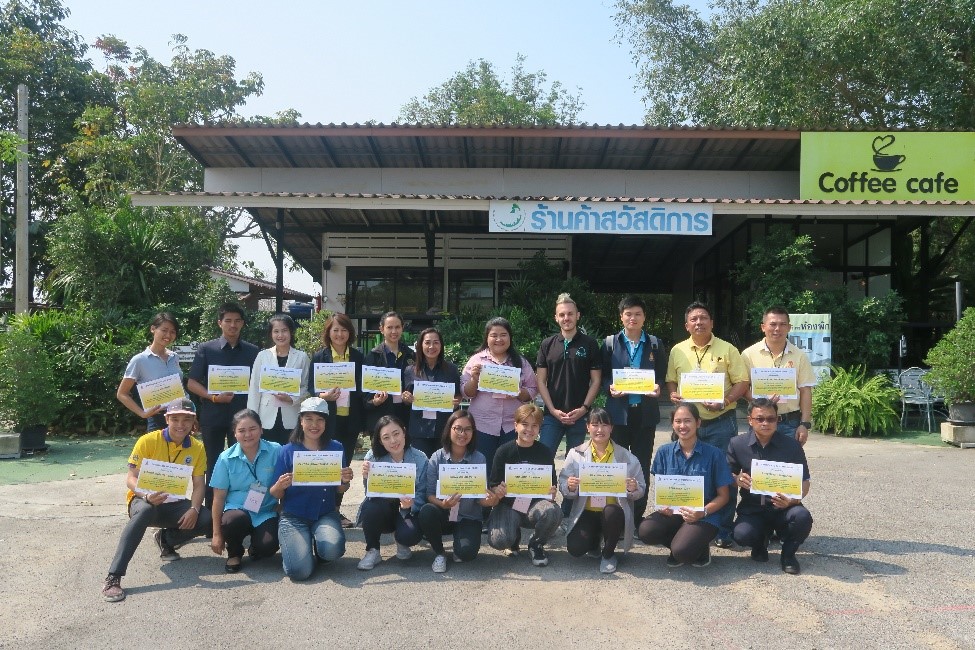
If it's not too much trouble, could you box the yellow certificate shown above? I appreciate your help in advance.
[654,474,705,511]
[504,463,553,499]
[135,459,192,499]
[412,380,455,412]
[361,365,402,395]
[579,462,627,497]
[291,450,343,486]
[750,460,803,500]
[477,364,521,396]
[365,462,417,498]
[136,374,185,411]
[612,368,658,395]
[208,365,251,394]
[750,367,798,400]
[437,464,488,499]
[679,372,725,402]
[258,366,302,396]
[313,362,356,393]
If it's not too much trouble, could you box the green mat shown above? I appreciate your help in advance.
[0,435,135,485]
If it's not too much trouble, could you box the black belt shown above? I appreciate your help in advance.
[778,411,801,423]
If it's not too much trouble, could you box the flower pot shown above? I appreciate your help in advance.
[19,424,48,453]
[948,402,975,425]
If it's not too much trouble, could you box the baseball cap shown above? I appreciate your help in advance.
[165,398,197,416]
[299,397,329,416]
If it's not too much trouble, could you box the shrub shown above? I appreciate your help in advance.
[924,306,975,405]
[0,328,66,429]
[293,308,333,355]
[811,366,900,436]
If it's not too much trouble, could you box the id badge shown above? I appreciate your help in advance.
[422,410,437,420]
[512,497,531,514]
[336,390,350,408]
[243,482,267,513]
[449,503,460,522]
[589,496,607,509]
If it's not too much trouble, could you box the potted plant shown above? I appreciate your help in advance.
[925,307,975,424]
[0,328,65,451]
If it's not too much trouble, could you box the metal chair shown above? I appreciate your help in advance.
[898,368,938,432]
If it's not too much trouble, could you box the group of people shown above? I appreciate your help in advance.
[102,296,817,602]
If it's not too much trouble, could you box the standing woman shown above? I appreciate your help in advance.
[559,407,645,574]
[116,312,184,432]
[363,311,416,433]
[209,410,282,572]
[309,313,366,528]
[269,397,354,581]
[247,314,310,444]
[402,328,461,457]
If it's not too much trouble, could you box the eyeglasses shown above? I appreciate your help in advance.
[749,416,777,424]
[451,426,474,434]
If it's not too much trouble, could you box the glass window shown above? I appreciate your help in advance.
[347,268,443,316]
[848,240,866,266]
[868,273,892,298]
[449,270,494,313]
[868,229,892,266]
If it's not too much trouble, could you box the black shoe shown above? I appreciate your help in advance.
[666,553,683,568]
[691,547,711,567]
[781,553,801,575]
[528,543,549,567]
[714,537,734,549]
[225,558,242,573]
[153,529,180,561]
[751,546,769,563]
[340,514,355,529]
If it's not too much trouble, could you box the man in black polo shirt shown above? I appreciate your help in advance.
[727,399,813,574]
[186,303,259,507]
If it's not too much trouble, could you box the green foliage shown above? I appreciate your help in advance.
[924,307,975,405]
[811,366,900,436]
[0,130,25,162]
[0,326,65,429]
[188,277,264,345]
[399,54,584,125]
[293,308,333,355]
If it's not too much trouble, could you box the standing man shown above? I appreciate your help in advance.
[741,307,816,445]
[666,301,749,548]
[187,303,259,507]
[602,295,668,523]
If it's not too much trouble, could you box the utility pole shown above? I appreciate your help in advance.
[15,84,29,313]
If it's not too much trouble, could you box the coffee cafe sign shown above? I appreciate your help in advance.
[800,132,975,200]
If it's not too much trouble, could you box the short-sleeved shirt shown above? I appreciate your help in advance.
[272,439,345,521]
[461,351,538,436]
[741,339,817,415]
[651,439,734,528]
[536,332,600,412]
[126,428,207,506]
[124,347,184,406]
[489,440,557,507]
[426,448,488,521]
[666,335,749,420]
[210,439,282,526]
[727,430,811,515]
[188,336,259,429]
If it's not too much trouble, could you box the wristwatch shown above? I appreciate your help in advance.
[799,421,812,429]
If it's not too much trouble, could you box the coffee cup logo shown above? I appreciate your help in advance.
[872,135,905,172]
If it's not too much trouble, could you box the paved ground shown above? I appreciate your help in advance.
[1,432,973,650]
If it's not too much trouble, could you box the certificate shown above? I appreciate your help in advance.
[361,365,402,395]
[654,474,705,511]
[436,464,488,499]
[578,462,627,497]
[208,365,250,394]
[679,372,725,403]
[412,380,455,412]
[135,459,192,499]
[136,374,184,411]
[313,362,356,393]
[504,464,553,499]
[750,460,804,500]
[477,364,521,396]
[750,367,798,400]
[366,462,416,498]
[291,450,343,486]
[612,368,658,395]
[258,366,302,396]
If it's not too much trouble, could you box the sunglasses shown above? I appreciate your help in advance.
[749,416,777,424]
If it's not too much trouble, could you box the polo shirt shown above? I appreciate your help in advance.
[188,336,259,429]
[210,439,282,526]
[272,439,345,521]
[651,439,733,528]
[666,335,748,420]
[536,332,600,412]
[726,430,811,515]
[425,448,488,521]
[126,428,207,506]
[124,346,182,385]
[741,339,817,415]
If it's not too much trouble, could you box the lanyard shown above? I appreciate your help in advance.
[168,443,183,465]
[694,345,711,369]
[764,341,785,368]
[624,336,643,367]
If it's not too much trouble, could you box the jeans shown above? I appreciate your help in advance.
[360,499,423,550]
[220,509,279,560]
[733,506,813,557]
[638,511,718,564]
[611,406,657,522]
[278,511,346,581]
[697,413,738,540]
[108,498,212,576]
[417,503,482,561]
[475,429,516,522]
[566,505,625,559]
[487,499,563,550]
[539,414,587,460]
[776,420,799,440]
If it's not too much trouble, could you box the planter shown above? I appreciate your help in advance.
[19,424,48,453]
[948,401,975,425]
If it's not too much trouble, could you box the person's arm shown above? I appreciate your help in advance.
[726,380,749,406]
[116,377,161,420]
[535,367,559,414]
[796,386,813,445]
[211,488,227,554]
[566,366,601,422]
[518,359,538,402]
[176,475,205,530]
[246,350,263,412]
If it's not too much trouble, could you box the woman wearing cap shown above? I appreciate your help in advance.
[116,312,184,432]
[363,311,416,432]
[247,313,310,445]
[401,327,462,457]
[209,409,282,573]
[270,397,353,581]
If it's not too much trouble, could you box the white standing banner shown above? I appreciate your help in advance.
[488,201,713,235]
[788,314,832,380]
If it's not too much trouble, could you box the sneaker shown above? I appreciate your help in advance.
[101,574,125,602]
[452,552,464,563]
[781,553,801,575]
[751,546,770,563]
[586,549,601,559]
[153,529,180,561]
[714,537,734,549]
[357,548,382,571]
[432,554,448,573]
[395,542,413,561]
[692,547,711,567]
[340,514,355,529]
[666,553,683,568]
[528,543,549,567]
[599,554,618,574]
[502,544,520,558]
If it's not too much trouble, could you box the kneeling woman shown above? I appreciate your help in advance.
[270,397,354,581]
[356,416,427,570]
[210,410,282,572]
[637,402,733,568]
[559,407,644,574]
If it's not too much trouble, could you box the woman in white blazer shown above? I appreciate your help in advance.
[247,314,310,444]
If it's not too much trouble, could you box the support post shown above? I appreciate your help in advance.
[275,208,284,313]
[15,84,28,313]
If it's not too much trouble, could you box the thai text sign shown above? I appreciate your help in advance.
[488,201,712,235]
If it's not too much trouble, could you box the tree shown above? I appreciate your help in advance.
[399,54,584,125]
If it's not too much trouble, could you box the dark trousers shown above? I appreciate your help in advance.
[733,506,813,556]
[360,498,423,550]
[417,503,481,561]
[612,406,656,521]
[333,415,360,509]
[411,437,441,458]
[566,505,624,559]
[697,413,738,539]
[638,511,718,564]
[220,509,279,560]
[202,423,233,509]
[108,498,212,576]
[262,411,290,445]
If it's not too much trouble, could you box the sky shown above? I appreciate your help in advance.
[60,0,711,296]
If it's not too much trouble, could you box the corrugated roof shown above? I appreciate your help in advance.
[209,267,313,300]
